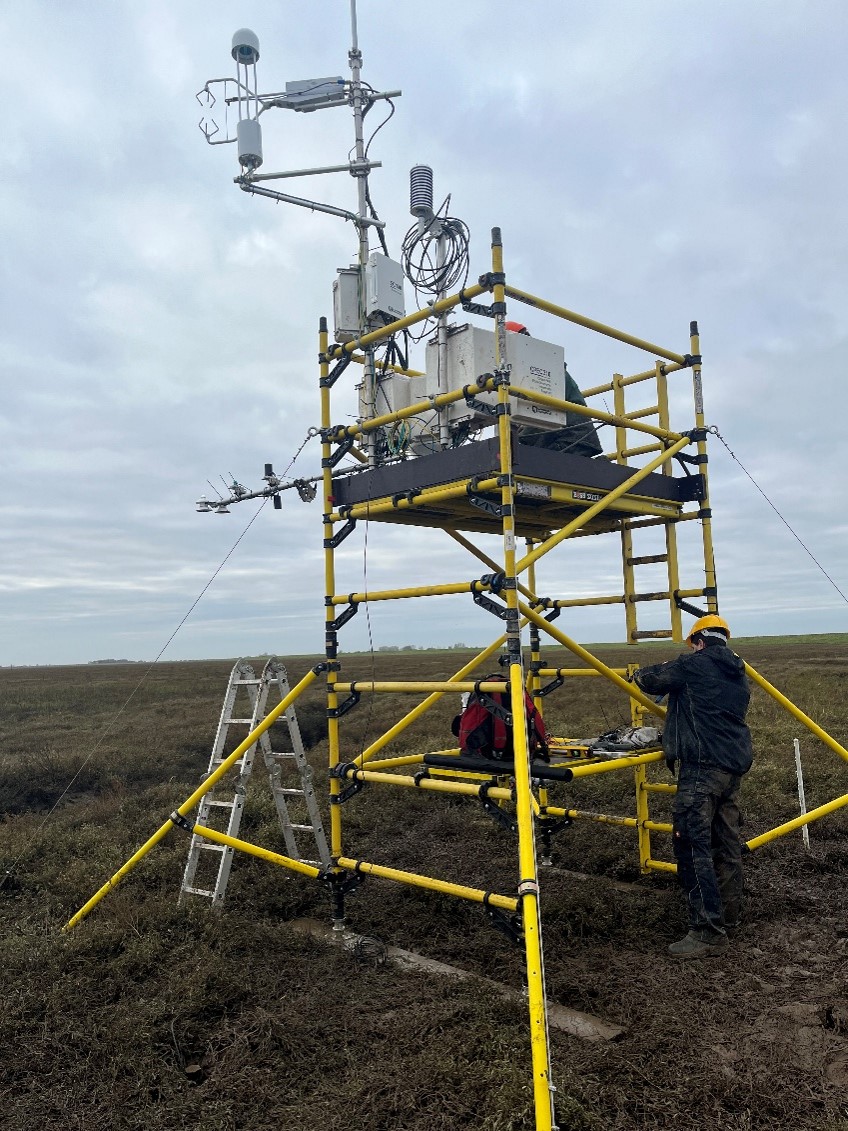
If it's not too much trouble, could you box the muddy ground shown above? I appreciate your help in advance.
[1,642,847,1129]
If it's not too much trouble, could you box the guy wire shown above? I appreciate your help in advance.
[710,426,847,605]
[0,499,270,889]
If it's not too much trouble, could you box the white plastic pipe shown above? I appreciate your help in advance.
[793,738,812,851]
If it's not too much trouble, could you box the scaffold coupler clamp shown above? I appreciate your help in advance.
[169,811,195,834]
[324,860,365,895]
[537,810,572,864]
[329,763,365,804]
[478,781,517,833]
[482,892,524,946]
[673,590,710,618]
[682,426,708,443]
[479,571,506,595]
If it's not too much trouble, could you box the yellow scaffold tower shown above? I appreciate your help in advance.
[64,11,848,1131]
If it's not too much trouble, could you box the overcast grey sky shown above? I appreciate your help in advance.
[2,1,846,666]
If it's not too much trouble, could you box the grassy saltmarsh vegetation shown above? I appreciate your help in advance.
[2,639,848,1129]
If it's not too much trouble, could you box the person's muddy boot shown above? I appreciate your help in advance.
[668,929,728,959]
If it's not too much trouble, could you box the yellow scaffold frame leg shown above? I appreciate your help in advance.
[490,231,556,1129]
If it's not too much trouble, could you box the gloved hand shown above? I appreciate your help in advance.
[665,755,677,776]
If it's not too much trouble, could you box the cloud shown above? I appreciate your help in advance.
[1,1,846,666]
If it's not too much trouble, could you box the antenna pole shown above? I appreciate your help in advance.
[348,0,378,464]
[436,230,451,449]
[348,0,369,274]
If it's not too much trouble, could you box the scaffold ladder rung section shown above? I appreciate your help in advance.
[614,362,686,643]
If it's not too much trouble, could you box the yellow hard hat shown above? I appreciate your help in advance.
[686,614,731,646]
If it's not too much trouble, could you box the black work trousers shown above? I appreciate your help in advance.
[672,761,744,934]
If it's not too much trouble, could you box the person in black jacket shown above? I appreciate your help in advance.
[633,615,753,959]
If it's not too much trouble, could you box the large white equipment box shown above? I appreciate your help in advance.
[424,325,567,430]
[364,253,406,324]
[357,372,414,421]
[333,254,407,342]
[333,266,361,343]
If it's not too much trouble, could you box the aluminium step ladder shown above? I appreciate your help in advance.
[180,657,330,907]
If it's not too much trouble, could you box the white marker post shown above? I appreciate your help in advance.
[793,738,811,851]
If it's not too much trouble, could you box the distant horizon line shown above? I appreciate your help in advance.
[4,631,847,668]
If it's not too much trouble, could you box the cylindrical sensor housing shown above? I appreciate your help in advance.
[237,118,263,170]
[410,164,434,219]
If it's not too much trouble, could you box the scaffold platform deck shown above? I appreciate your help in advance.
[331,435,704,536]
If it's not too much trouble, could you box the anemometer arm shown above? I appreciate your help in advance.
[235,178,386,227]
[196,461,320,515]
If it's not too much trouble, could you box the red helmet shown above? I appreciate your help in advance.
[505,321,530,335]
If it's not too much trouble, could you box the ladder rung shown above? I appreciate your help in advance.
[628,554,668,566]
[276,788,306,797]
[232,679,262,686]
[204,799,236,808]
[625,403,660,421]
[290,823,314,832]
[183,886,216,897]
[273,752,296,760]
[226,718,256,725]
[198,842,227,853]
[620,444,663,458]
